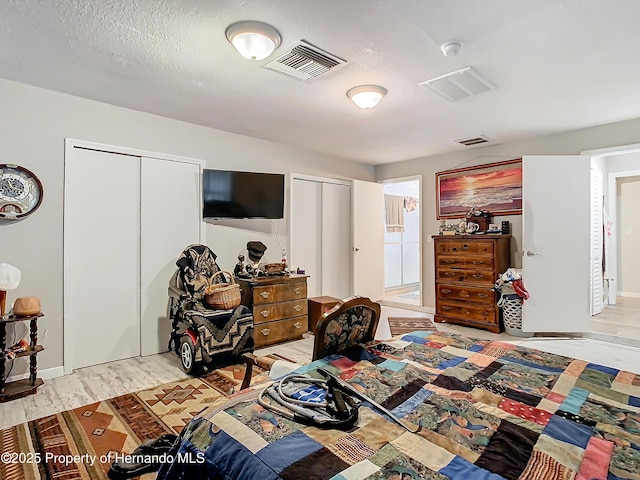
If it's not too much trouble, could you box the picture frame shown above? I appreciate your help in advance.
[436,158,522,219]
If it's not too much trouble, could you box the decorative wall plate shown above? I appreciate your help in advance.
[0,164,44,219]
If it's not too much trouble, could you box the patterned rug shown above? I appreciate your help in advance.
[388,316,437,336]
[0,361,273,479]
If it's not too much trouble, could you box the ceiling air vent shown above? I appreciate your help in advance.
[419,66,497,102]
[455,135,492,147]
[262,40,347,81]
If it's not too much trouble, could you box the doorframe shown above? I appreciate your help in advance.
[582,142,640,306]
[379,175,423,308]
[63,139,206,374]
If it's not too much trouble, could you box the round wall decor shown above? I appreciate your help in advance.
[0,164,44,219]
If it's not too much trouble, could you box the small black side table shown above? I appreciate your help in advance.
[0,312,44,402]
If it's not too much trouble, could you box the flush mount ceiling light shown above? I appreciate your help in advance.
[346,85,387,109]
[225,20,281,61]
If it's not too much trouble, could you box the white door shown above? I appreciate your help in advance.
[321,183,351,299]
[140,158,201,356]
[521,155,591,333]
[291,178,322,297]
[590,167,604,315]
[352,180,385,301]
[64,148,140,371]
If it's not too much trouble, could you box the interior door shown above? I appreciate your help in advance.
[590,166,604,315]
[140,157,201,356]
[321,183,351,298]
[352,180,385,301]
[64,148,140,371]
[521,155,591,332]
[290,178,322,297]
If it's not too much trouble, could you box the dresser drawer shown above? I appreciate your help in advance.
[253,281,307,305]
[437,268,495,285]
[437,301,496,324]
[437,284,495,305]
[436,240,495,256]
[254,315,308,348]
[437,256,494,269]
[253,299,308,324]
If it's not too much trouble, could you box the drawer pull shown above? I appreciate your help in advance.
[261,310,271,318]
[462,245,469,250]
[261,328,270,336]
[442,306,453,311]
[293,287,302,295]
[293,305,302,312]
[444,272,456,277]
[260,292,270,299]
[464,310,471,315]
[294,321,302,329]
[472,260,485,265]
[443,259,456,264]
[477,293,489,299]
[460,292,470,298]
[472,273,484,279]
[441,288,452,294]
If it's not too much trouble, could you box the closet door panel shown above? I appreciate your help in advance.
[141,158,201,356]
[291,179,322,297]
[64,148,140,370]
[321,183,351,299]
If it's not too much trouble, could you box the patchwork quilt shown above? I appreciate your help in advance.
[157,332,640,480]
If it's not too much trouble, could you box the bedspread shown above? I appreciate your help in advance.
[156,331,640,480]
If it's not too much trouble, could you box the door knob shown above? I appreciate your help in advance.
[525,250,538,256]
[353,247,360,252]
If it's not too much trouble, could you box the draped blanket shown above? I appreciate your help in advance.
[157,331,640,480]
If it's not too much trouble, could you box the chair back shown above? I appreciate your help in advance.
[175,244,224,300]
[313,296,381,360]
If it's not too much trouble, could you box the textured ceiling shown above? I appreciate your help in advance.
[2,0,640,164]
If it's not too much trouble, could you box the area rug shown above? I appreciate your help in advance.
[0,361,273,480]
[388,316,437,336]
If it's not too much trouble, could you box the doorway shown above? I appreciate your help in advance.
[381,177,422,307]
[587,148,640,342]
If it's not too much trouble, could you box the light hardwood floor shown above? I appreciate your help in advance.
[2,304,640,431]
[590,296,640,341]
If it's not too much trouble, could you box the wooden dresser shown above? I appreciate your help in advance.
[432,235,511,333]
[236,275,309,348]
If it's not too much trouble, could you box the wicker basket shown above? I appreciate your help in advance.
[205,271,241,310]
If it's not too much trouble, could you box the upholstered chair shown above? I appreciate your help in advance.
[312,296,381,361]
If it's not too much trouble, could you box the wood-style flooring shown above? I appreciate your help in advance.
[2,304,640,431]
[590,296,640,341]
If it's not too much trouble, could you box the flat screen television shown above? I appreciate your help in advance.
[203,169,285,219]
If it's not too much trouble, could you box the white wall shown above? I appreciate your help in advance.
[0,78,373,373]
[375,118,640,308]
[618,176,640,295]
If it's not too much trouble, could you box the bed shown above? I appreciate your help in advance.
[156,331,640,480]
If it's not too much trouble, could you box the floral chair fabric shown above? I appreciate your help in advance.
[168,244,253,365]
[313,296,381,360]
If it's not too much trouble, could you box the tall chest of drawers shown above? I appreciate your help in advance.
[432,235,511,333]
[236,275,309,348]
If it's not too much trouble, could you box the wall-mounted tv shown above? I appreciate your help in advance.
[203,169,285,219]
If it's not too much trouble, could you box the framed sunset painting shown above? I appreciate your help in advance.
[436,159,522,219]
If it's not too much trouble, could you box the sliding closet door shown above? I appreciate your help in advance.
[291,179,322,297]
[64,148,140,371]
[321,183,351,298]
[140,158,201,356]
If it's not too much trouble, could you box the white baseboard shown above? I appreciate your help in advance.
[6,366,64,384]
[618,291,640,298]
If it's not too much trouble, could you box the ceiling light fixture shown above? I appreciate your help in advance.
[346,85,387,109]
[225,20,281,61]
